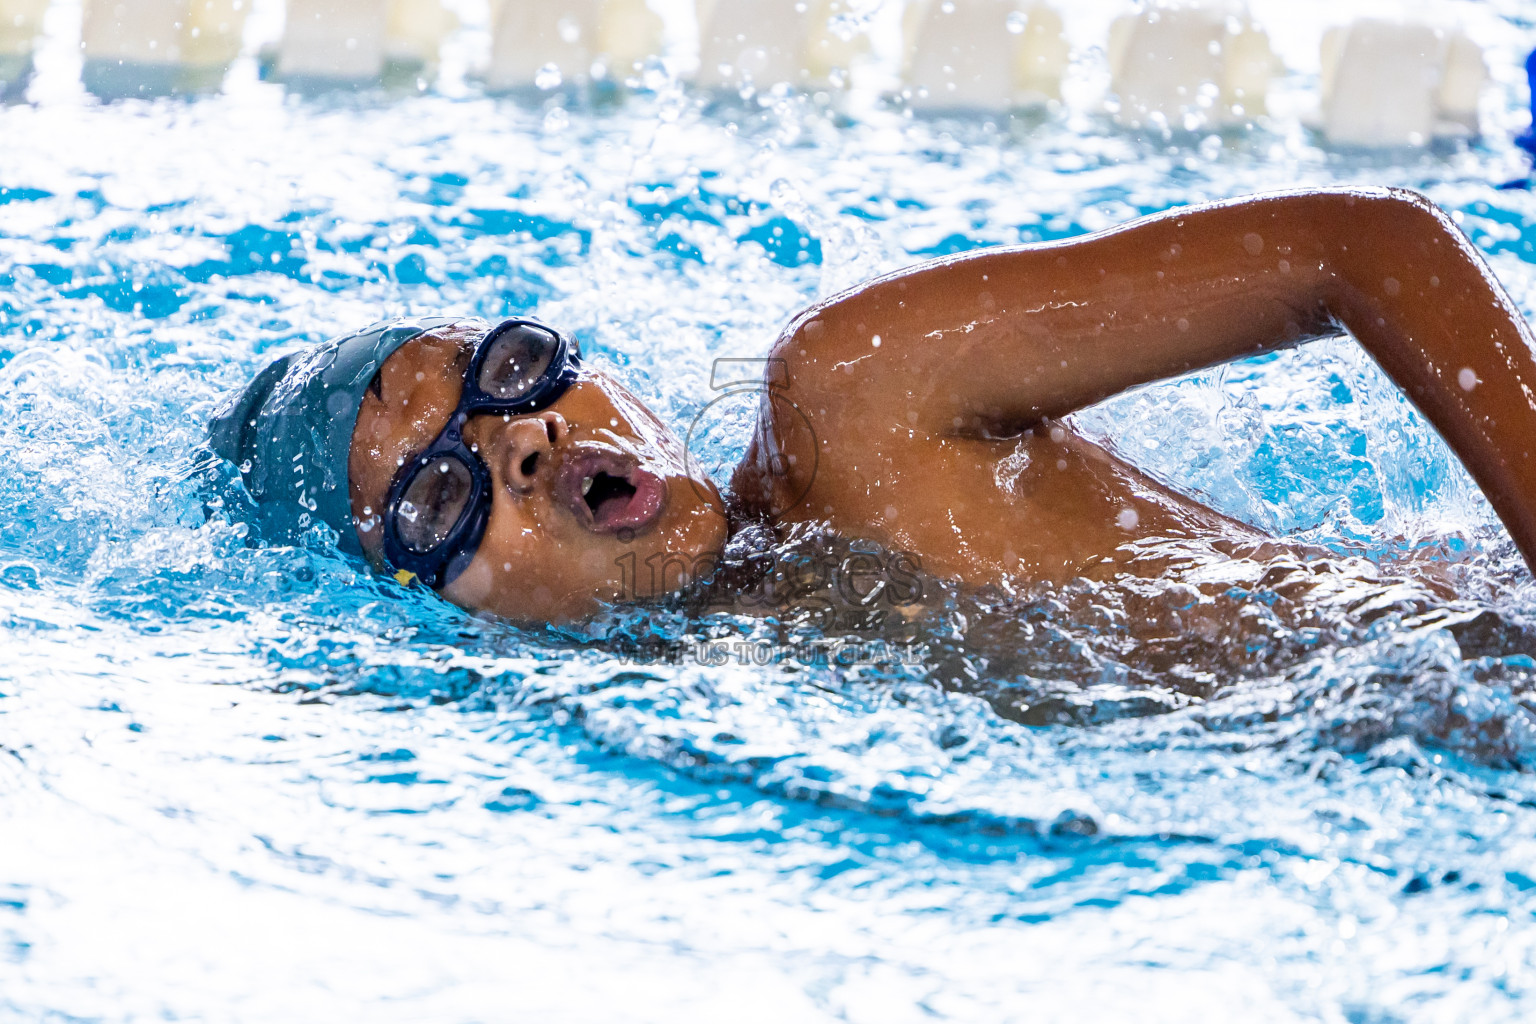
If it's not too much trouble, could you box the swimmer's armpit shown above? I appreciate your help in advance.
[774,188,1536,570]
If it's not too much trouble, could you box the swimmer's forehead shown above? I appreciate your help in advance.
[365,323,486,444]
[380,321,485,377]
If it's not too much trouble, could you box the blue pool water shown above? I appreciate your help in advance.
[8,2,1536,1020]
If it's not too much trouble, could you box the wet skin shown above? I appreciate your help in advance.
[352,189,1536,622]
[349,323,729,621]
[737,187,1536,588]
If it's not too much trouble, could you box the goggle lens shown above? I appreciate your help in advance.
[478,323,560,400]
[396,455,475,554]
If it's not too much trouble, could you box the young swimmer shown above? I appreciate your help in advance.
[207,188,1536,626]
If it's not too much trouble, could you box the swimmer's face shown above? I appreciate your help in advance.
[349,324,729,622]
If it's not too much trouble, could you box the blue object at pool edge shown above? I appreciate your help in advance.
[1518,46,1536,159]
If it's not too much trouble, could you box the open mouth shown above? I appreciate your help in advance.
[557,447,667,535]
[583,471,638,521]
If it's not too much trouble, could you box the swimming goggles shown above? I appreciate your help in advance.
[381,318,581,589]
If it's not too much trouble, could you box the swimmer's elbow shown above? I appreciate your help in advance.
[1307,187,1476,308]
[1337,186,1458,240]
[1371,185,1433,208]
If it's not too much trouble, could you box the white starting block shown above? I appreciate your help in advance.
[385,0,456,81]
[696,0,802,91]
[486,0,664,93]
[695,0,867,92]
[1107,1,1277,130]
[1317,19,1486,146]
[185,1,250,68]
[486,0,599,92]
[268,0,452,89]
[803,0,869,87]
[275,0,388,85]
[81,0,250,97]
[0,0,49,100]
[595,0,666,79]
[902,0,1068,112]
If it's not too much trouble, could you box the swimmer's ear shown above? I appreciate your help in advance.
[367,370,383,401]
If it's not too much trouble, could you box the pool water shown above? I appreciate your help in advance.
[8,1,1536,1020]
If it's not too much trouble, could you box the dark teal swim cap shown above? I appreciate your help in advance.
[206,316,464,553]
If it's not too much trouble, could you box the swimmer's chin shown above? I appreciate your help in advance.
[435,560,597,623]
[438,562,684,625]
[438,509,730,623]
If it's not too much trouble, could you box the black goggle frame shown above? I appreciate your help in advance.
[379,318,581,589]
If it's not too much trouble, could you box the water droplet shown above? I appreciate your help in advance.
[994,444,1032,496]
[534,63,563,90]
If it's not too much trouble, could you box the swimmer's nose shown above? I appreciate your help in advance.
[498,411,568,494]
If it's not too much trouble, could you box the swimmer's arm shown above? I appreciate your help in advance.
[777,188,1536,565]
